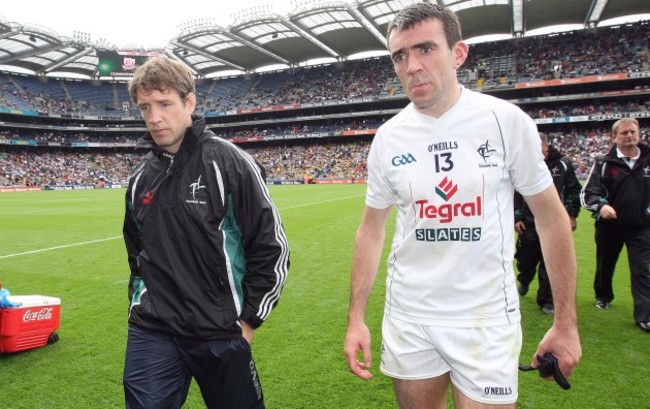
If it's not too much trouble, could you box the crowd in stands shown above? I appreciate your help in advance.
[0,148,137,188]
[218,117,387,139]
[549,127,650,176]
[0,21,647,116]
[0,140,370,187]
[0,129,137,144]
[522,99,649,120]
[225,58,394,110]
[0,20,648,188]
[246,140,370,183]
[1,96,645,146]
[183,20,644,110]
[2,125,648,188]
[0,80,89,114]
[461,21,649,88]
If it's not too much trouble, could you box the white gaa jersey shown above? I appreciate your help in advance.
[367,86,552,327]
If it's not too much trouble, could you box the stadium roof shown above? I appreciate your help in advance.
[0,0,648,80]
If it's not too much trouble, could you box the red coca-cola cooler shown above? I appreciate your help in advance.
[0,295,61,354]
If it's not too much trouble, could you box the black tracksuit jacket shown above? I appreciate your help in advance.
[123,116,289,339]
[581,143,650,227]
[515,146,582,225]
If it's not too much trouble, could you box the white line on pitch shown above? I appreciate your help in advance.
[0,236,122,259]
[0,194,364,259]
[279,194,364,210]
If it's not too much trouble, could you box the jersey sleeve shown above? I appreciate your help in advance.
[508,113,552,196]
[365,129,395,210]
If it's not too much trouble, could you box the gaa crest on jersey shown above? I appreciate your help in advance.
[391,153,417,167]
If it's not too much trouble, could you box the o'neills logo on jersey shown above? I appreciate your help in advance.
[23,307,54,322]
[415,177,482,224]
[485,386,513,396]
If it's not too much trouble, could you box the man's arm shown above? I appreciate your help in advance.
[344,205,391,380]
[123,186,142,303]
[580,158,608,215]
[232,153,290,330]
[524,186,582,379]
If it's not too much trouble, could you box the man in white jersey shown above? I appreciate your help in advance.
[343,2,581,408]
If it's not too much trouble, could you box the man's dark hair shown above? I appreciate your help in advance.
[386,1,463,49]
[128,56,195,104]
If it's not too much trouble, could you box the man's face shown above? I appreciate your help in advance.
[613,122,640,150]
[136,87,195,154]
[388,19,467,117]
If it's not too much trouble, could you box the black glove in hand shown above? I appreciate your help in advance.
[519,352,571,390]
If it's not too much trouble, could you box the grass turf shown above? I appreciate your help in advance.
[0,185,648,408]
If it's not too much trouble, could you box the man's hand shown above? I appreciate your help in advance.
[515,220,526,235]
[241,320,255,344]
[344,321,374,379]
[531,324,582,384]
[523,186,581,384]
[599,204,617,220]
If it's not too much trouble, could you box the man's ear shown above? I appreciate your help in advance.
[185,92,197,112]
[453,41,469,69]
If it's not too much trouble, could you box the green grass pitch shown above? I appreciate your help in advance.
[0,185,648,408]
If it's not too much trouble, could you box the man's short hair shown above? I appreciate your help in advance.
[128,57,195,104]
[611,118,639,135]
[386,1,462,49]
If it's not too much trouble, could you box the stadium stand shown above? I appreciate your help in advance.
[0,5,648,189]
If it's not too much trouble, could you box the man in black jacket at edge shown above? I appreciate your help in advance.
[122,56,290,408]
[581,118,650,333]
[515,133,582,315]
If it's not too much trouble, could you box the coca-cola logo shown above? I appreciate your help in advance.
[22,307,54,322]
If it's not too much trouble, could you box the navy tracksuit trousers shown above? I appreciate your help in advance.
[123,324,265,409]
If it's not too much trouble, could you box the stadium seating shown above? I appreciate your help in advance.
[0,20,648,187]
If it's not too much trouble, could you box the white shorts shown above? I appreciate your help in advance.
[380,314,522,405]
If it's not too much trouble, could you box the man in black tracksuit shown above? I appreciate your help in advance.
[581,118,650,332]
[122,57,290,408]
[514,133,581,314]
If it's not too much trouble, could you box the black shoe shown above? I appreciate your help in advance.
[637,321,650,332]
[518,282,529,296]
[595,299,609,310]
[541,304,555,315]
